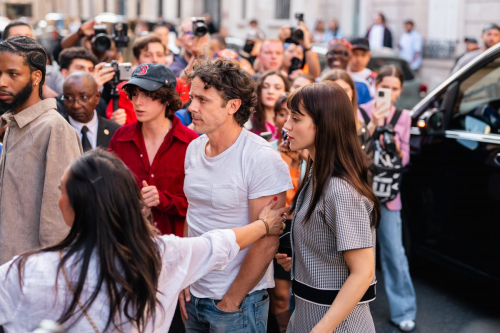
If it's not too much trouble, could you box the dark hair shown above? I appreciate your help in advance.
[321,69,362,130]
[58,47,98,70]
[132,34,166,60]
[375,65,404,87]
[2,21,32,40]
[288,83,380,228]
[188,58,258,127]
[483,23,500,33]
[10,149,162,332]
[250,19,258,25]
[378,13,386,24]
[211,33,227,49]
[273,94,289,116]
[0,36,47,98]
[252,70,290,132]
[404,20,414,26]
[122,85,182,118]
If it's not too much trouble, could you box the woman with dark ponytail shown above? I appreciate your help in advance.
[0,150,289,332]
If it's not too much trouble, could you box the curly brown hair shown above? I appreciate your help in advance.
[187,58,257,127]
[122,85,182,118]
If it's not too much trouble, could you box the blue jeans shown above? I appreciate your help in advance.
[184,289,269,332]
[378,204,417,324]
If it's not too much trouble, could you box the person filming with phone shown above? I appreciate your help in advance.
[358,65,417,332]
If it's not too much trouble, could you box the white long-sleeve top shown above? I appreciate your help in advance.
[0,229,239,332]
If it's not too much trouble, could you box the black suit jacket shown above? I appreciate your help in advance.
[65,115,120,149]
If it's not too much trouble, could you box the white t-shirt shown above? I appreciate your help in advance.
[184,129,293,299]
[369,24,385,50]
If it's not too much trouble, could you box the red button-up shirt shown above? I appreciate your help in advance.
[108,116,198,236]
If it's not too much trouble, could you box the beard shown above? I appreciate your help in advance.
[0,78,34,114]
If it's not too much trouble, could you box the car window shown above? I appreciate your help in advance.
[367,58,415,81]
[450,57,500,134]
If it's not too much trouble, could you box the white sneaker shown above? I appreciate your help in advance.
[398,320,416,332]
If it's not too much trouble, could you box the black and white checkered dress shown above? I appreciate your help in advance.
[287,175,376,333]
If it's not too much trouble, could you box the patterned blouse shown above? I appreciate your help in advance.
[288,174,376,333]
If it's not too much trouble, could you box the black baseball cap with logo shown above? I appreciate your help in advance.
[122,63,177,91]
[350,37,370,51]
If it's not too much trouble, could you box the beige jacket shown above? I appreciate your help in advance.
[0,99,82,264]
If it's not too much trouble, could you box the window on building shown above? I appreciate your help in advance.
[6,4,32,17]
[275,0,290,19]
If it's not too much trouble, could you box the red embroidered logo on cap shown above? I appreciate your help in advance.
[138,65,149,75]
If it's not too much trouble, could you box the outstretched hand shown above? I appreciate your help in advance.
[258,197,289,236]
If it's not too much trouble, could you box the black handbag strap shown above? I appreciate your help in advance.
[358,107,371,125]
[389,108,403,127]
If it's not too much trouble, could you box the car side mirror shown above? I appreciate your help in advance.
[417,108,445,134]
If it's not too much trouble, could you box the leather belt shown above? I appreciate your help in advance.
[292,280,376,306]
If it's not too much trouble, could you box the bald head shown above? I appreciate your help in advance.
[62,72,100,123]
[64,71,97,91]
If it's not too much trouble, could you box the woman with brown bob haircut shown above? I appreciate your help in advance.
[276,82,380,332]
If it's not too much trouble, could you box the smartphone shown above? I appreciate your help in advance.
[375,88,391,110]
[104,62,133,81]
[260,131,273,141]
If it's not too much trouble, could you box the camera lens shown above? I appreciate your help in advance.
[378,91,385,97]
[194,24,208,37]
[93,34,111,53]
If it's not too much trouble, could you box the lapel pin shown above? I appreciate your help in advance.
[104,129,110,135]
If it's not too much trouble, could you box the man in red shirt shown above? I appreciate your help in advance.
[108,63,198,237]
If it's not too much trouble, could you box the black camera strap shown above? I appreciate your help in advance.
[358,107,371,125]
[389,108,403,128]
[358,106,403,128]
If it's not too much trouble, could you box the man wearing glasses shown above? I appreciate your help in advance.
[62,72,119,151]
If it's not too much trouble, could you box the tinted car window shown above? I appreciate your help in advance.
[450,57,500,134]
[368,58,415,81]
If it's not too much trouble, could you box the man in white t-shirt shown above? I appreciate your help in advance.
[179,58,293,332]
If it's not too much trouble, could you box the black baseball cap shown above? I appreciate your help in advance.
[350,37,370,51]
[122,63,177,91]
[464,36,478,43]
[482,23,500,33]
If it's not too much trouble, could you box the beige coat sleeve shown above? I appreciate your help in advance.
[39,121,82,247]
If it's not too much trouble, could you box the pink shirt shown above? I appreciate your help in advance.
[358,102,411,211]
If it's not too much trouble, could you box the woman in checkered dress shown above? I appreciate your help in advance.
[276,82,380,332]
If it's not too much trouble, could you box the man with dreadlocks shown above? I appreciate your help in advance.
[0,36,82,264]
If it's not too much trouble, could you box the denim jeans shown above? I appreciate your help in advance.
[184,289,269,332]
[378,204,417,324]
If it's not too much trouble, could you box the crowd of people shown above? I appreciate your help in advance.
[0,12,498,333]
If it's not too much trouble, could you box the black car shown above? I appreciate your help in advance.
[402,43,500,284]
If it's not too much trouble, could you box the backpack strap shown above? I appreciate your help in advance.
[389,108,403,127]
[358,107,371,125]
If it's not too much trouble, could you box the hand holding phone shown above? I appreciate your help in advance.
[374,88,392,125]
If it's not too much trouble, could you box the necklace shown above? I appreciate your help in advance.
[143,122,171,151]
